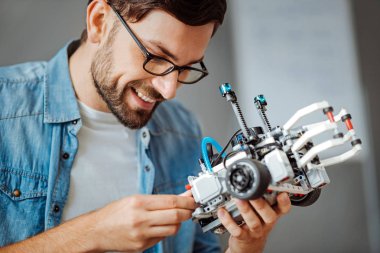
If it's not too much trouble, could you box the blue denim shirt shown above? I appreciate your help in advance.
[0,41,221,253]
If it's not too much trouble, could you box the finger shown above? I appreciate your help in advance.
[250,198,278,226]
[217,208,245,239]
[234,199,263,237]
[148,208,193,225]
[179,190,202,209]
[274,192,291,215]
[132,195,197,211]
[146,224,182,238]
[179,190,193,197]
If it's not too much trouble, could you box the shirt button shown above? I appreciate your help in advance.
[12,189,21,198]
[144,165,151,172]
[53,205,60,213]
[142,131,147,138]
[62,153,70,160]
[72,120,78,125]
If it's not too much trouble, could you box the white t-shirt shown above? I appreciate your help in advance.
[61,100,138,221]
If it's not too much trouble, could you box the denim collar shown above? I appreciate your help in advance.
[44,41,81,124]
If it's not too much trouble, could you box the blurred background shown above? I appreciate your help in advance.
[0,0,379,252]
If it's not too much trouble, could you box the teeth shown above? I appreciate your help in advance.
[136,90,155,103]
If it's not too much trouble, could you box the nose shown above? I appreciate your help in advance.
[151,71,179,100]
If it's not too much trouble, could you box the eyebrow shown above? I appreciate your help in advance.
[148,40,204,65]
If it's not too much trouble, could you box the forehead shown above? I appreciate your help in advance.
[122,9,215,64]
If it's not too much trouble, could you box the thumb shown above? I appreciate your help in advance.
[179,190,193,197]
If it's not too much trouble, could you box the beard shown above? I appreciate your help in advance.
[90,27,163,129]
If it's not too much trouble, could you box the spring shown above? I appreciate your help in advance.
[234,101,250,137]
[260,108,272,131]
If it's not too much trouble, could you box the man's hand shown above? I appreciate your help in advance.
[218,193,291,253]
[88,193,196,252]
[1,193,195,253]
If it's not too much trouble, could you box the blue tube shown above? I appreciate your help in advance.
[201,137,226,172]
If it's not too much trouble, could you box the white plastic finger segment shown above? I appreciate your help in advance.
[303,108,349,131]
[299,138,346,167]
[320,144,362,167]
[284,101,330,131]
[335,108,349,122]
[292,122,337,152]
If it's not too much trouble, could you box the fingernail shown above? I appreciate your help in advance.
[179,190,192,197]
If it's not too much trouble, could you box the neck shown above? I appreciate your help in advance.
[69,42,110,112]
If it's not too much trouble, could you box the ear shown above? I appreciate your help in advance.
[86,0,110,44]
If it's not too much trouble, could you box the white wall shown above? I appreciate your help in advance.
[0,1,85,64]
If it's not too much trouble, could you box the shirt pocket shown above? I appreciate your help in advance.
[0,168,48,246]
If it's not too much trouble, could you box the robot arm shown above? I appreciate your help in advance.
[188,83,362,234]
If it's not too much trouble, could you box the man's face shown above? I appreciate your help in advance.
[90,8,214,129]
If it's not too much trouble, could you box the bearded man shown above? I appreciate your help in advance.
[0,1,291,252]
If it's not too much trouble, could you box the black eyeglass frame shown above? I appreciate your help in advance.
[106,1,209,84]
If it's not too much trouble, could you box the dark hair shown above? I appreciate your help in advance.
[81,0,227,44]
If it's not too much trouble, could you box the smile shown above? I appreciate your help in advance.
[132,88,156,104]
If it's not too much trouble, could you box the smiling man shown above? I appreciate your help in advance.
[0,1,290,252]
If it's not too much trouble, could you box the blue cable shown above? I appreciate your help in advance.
[201,137,226,172]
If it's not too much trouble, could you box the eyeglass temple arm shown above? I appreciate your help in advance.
[106,0,150,56]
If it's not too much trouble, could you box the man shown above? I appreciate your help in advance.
[0,0,291,252]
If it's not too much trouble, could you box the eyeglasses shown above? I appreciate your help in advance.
[107,1,209,84]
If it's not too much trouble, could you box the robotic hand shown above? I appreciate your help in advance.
[188,83,362,234]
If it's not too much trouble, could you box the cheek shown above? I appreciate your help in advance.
[110,34,148,81]
[111,50,153,88]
